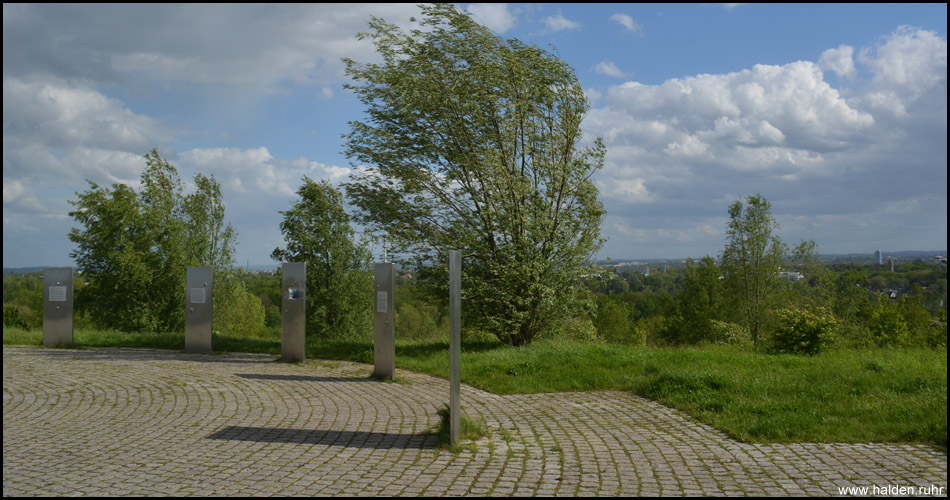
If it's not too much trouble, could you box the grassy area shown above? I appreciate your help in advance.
[4,327,946,448]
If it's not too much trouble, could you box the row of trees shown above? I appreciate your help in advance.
[587,243,946,353]
[67,149,264,335]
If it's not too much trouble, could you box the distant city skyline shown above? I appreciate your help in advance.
[3,4,947,268]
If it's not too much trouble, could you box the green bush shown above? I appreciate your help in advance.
[771,306,837,355]
[396,300,447,341]
[552,316,599,342]
[868,295,909,346]
[635,315,665,346]
[214,279,268,338]
[707,320,752,347]
[3,305,29,329]
[593,299,638,344]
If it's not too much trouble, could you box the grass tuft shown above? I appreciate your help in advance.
[432,405,489,452]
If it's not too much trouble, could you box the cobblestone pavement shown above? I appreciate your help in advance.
[3,346,946,497]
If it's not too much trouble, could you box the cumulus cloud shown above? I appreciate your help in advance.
[466,3,516,33]
[856,26,947,119]
[3,4,423,90]
[819,45,858,81]
[3,77,171,159]
[609,13,639,33]
[543,13,580,32]
[180,147,350,198]
[594,61,627,78]
[586,26,946,257]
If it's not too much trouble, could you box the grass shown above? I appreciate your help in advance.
[430,405,490,452]
[4,327,946,448]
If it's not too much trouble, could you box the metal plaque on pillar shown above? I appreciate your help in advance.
[43,267,73,347]
[374,263,395,379]
[282,262,306,363]
[185,267,213,354]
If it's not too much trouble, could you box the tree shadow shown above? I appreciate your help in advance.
[206,425,436,449]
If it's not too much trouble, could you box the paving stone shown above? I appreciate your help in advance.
[2,346,946,497]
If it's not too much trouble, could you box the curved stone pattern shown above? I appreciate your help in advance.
[3,346,946,496]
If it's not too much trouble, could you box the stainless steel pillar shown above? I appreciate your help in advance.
[449,250,461,446]
[281,262,306,363]
[42,267,73,347]
[185,267,213,354]
[374,262,395,380]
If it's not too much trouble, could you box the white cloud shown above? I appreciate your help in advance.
[2,77,171,158]
[856,26,947,118]
[466,3,516,33]
[609,13,639,33]
[180,147,350,200]
[543,13,580,32]
[598,178,656,204]
[594,61,627,78]
[3,4,424,90]
[819,45,857,81]
[587,25,945,259]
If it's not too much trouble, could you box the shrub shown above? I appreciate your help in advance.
[707,320,752,347]
[396,300,446,341]
[771,306,837,355]
[214,279,268,338]
[3,305,29,329]
[593,299,636,344]
[635,315,666,346]
[867,294,909,346]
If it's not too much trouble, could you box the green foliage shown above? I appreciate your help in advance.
[343,4,605,346]
[2,272,43,329]
[868,294,910,346]
[720,194,787,343]
[68,149,237,332]
[634,315,667,346]
[771,306,837,355]
[707,320,752,347]
[213,276,268,338]
[3,304,30,329]
[396,298,448,342]
[593,297,635,344]
[272,178,373,340]
[672,256,724,344]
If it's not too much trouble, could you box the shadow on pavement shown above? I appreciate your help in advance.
[207,425,436,450]
[235,373,376,383]
[7,345,277,364]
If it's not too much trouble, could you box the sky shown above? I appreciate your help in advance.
[3,3,947,269]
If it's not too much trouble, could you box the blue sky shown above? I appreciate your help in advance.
[3,3,947,268]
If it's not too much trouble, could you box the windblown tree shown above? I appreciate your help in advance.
[343,4,606,346]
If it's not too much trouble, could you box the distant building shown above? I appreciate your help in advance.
[875,249,883,266]
[779,271,805,282]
